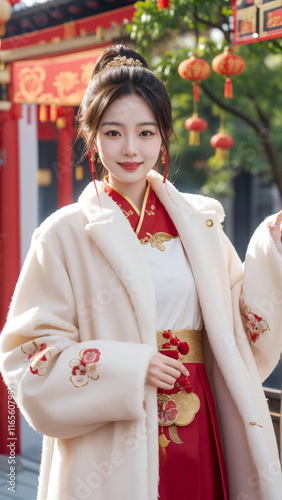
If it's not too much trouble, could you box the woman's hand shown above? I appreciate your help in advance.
[269,211,282,255]
[146,353,189,390]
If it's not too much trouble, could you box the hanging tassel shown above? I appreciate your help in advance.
[88,150,103,213]
[189,130,200,146]
[224,78,233,99]
[50,104,58,122]
[215,148,229,163]
[39,104,48,123]
[161,149,168,183]
[193,82,199,102]
[159,432,170,467]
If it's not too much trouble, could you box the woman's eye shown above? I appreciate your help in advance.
[106,130,120,137]
[140,131,153,137]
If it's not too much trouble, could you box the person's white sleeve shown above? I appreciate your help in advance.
[220,215,282,382]
[0,230,156,439]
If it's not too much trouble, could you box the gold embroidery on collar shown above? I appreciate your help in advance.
[104,176,141,216]
[145,204,155,216]
[118,204,134,218]
[140,232,178,251]
[135,182,151,236]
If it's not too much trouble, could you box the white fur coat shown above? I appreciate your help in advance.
[0,171,281,500]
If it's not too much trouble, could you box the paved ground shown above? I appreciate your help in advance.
[0,415,41,500]
[0,456,39,500]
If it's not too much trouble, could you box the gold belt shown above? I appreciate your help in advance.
[157,328,204,364]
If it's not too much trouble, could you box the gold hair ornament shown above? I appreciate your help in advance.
[106,55,143,68]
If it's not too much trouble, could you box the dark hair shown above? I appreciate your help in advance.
[77,44,173,179]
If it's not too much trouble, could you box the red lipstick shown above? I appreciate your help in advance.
[118,162,142,171]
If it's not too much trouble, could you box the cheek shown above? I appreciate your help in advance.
[98,138,116,159]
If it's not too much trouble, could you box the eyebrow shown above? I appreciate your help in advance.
[101,121,158,127]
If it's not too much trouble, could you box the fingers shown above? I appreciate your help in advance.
[157,372,180,391]
[146,353,189,390]
[161,354,189,377]
[270,211,282,230]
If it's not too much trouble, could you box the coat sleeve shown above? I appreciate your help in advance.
[0,228,157,440]
[219,215,282,382]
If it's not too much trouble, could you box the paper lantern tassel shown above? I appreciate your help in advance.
[189,130,200,146]
[215,148,230,163]
[224,78,233,99]
[193,82,199,102]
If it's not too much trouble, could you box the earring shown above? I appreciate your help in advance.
[89,148,101,170]
[88,148,103,212]
[160,149,168,184]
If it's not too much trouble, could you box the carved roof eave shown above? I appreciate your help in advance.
[1,24,128,63]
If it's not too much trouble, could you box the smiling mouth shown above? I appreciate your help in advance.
[118,162,142,170]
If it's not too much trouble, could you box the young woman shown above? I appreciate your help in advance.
[0,44,282,500]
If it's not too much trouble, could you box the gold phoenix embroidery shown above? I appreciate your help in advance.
[140,232,178,251]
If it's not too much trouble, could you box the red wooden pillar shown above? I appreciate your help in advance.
[57,106,74,209]
[0,109,21,455]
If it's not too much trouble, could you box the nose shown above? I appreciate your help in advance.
[121,134,139,157]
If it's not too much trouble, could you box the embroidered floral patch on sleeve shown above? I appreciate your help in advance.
[242,305,270,343]
[21,340,55,376]
[69,348,101,388]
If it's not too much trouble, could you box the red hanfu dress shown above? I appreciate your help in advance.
[103,177,228,500]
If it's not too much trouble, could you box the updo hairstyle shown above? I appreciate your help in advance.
[77,44,173,179]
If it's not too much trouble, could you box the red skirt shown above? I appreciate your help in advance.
[158,363,229,500]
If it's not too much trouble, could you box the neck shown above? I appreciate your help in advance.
[108,175,147,212]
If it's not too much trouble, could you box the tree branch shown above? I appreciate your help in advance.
[200,82,282,196]
[200,82,260,133]
[246,92,270,128]
[193,12,231,43]
[272,39,282,51]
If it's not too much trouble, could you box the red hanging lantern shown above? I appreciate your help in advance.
[212,46,245,98]
[178,53,210,102]
[7,0,21,5]
[210,132,234,163]
[185,113,208,146]
[157,0,170,10]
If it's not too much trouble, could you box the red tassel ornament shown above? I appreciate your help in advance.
[224,77,233,98]
[159,435,169,467]
[161,149,168,183]
[193,82,199,102]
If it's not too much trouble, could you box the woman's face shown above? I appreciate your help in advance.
[94,94,162,193]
